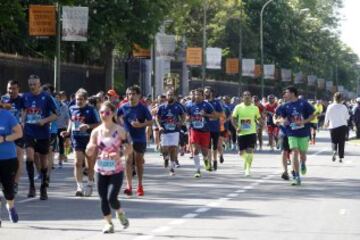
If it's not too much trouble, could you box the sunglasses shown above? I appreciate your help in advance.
[100,110,112,116]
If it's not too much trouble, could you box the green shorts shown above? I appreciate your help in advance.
[288,136,309,152]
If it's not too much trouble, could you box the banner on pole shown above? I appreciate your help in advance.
[225,58,239,74]
[186,48,202,66]
[133,44,151,58]
[307,75,317,86]
[317,78,325,89]
[242,59,255,77]
[29,5,56,36]
[326,81,333,91]
[294,72,303,84]
[263,64,275,80]
[281,69,292,82]
[206,48,222,69]
[62,6,89,41]
[156,33,176,59]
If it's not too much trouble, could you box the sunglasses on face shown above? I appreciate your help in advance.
[100,110,112,116]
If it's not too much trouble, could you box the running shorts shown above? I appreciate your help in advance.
[24,136,50,155]
[190,129,210,149]
[161,132,180,147]
[288,136,309,152]
[237,134,257,151]
[208,132,220,150]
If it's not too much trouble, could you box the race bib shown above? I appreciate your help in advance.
[96,159,116,172]
[26,113,42,124]
[193,120,204,129]
[164,123,176,131]
[240,119,251,130]
[290,122,304,130]
[72,121,81,131]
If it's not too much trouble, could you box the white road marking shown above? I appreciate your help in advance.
[206,201,221,207]
[17,198,38,204]
[339,209,347,215]
[251,182,260,187]
[227,193,239,198]
[236,189,246,193]
[152,226,171,233]
[182,213,198,218]
[133,235,154,240]
[195,207,210,213]
[169,219,186,225]
[243,186,254,190]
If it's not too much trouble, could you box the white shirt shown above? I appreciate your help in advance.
[325,103,350,129]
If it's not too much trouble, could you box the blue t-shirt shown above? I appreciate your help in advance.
[275,105,287,136]
[157,102,184,133]
[278,99,315,137]
[223,104,231,130]
[0,109,18,160]
[23,92,58,139]
[69,105,100,140]
[117,103,152,143]
[207,99,224,133]
[50,96,61,134]
[186,101,214,132]
[1,95,24,123]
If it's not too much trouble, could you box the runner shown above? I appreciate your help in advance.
[277,86,315,186]
[22,75,58,200]
[61,88,100,197]
[85,101,130,233]
[324,92,349,163]
[1,80,24,194]
[186,88,216,178]
[117,85,153,196]
[156,89,185,175]
[204,86,224,171]
[252,95,265,151]
[0,101,23,225]
[264,94,279,151]
[55,91,70,167]
[310,100,323,145]
[232,91,261,177]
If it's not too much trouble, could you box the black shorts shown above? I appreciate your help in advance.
[310,123,318,130]
[208,132,220,150]
[133,142,147,154]
[179,132,188,147]
[14,137,25,149]
[24,136,50,155]
[237,134,257,151]
[282,136,290,151]
[0,159,18,201]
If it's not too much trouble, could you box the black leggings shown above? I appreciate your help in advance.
[96,171,124,216]
[228,123,237,144]
[330,125,347,159]
[57,128,66,155]
[0,159,18,201]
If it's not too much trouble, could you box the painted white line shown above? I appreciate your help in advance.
[243,186,254,190]
[182,213,198,218]
[152,226,171,234]
[195,207,210,213]
[133,235,154,240]
[339,209,347,215]
[169,219,186,225]
[251,182,260,187]
[257,179,265,183]
[206,202,221,207]
[17,198,38,204]
[236,189,246,193]
[218,197,230,201]
[227,193,239,198]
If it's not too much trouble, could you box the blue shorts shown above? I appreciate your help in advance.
[71,136,89,152]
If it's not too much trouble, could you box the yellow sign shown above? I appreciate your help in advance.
[186,48,202,66]
[29,5,56,36]
[225,58,239,74]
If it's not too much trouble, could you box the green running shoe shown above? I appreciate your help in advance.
[194,170,201,178]
[117,212,129,229]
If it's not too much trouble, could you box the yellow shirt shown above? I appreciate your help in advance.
[232,103,260,136]
[311,103,323,124]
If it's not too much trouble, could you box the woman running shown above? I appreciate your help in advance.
[85,101,131,233]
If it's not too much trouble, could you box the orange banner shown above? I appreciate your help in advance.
[225,58,239,74]
[29,5,56,36]
[255,64,262,78]
[133,44,151,58]
[186,48,202,66]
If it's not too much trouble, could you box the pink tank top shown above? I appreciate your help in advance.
[94,128,124,175]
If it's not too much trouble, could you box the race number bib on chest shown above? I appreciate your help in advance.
[240,119,251,130]
[97,159,116,172]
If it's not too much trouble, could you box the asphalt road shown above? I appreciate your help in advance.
[1,130,360,240]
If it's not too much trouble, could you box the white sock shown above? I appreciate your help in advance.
[193,155,201,171]
[77,182,83,190]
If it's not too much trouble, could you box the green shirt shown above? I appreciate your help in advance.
[232,103,260,136]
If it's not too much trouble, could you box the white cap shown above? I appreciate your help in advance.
[356,97,360,102]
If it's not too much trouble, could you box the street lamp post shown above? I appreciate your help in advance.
[238,0,243,96]
[260,0,275,98]
[201,0,208,88]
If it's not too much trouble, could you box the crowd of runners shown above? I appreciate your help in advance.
[0,74,355,232]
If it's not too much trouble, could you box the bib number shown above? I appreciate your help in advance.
[240,119,251,131]
[97,159,116,172]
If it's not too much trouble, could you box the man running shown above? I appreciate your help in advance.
[232,91,261,177]
[156,89,185,175]
[310,100,323,145]
[277,86,315,186]
[204,86,224,171]
[1,80,24,195]
[264,95,279,151]
[22,75,58,200]
[252,95,265,151]
[186,88,216,178]
[117,85,153,196]
[61,88,100,197]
